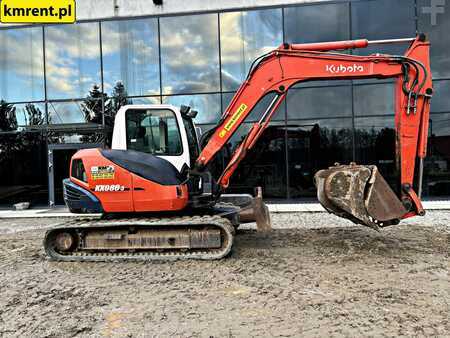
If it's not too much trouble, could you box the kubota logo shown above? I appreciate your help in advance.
[326,64,365,74]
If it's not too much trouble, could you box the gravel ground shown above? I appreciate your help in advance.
[0,211,449,337]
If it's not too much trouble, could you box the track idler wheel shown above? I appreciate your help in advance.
[314,163,407,230]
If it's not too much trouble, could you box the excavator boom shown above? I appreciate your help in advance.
[196,34,432,229]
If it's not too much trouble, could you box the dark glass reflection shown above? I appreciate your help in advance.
[430,80,450,113]
[352,0,416,56]
[225,122,287,198]
[354,116,399,193]
[425,113,450,196]
[45,23,101,99]
[162,94,221,125]
[220,9,282,91]
[53,148,79,205]
[101,18,160,97]
[353,83,395,116]
[0,131,48,205]
[286,86,352,120]
[0,27,45,102]
[418,0,450,78]
[284,3,350,43]
[287,118,353,198]
[160,14,220,95]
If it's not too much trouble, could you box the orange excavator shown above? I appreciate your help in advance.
[44,34,433,261]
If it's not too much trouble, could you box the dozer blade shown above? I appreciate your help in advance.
[233,187,272,232]
[314,163,407,230]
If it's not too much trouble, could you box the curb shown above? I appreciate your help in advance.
[0,200,449,219]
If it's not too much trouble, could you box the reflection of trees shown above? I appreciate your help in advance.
[81,85,108,125]
[354,127,395,162]
[0,102,46,171]
[78,82,133,144]
[110,81,132,123]
[0,100,18,131]
[317,126,353,164]
[25,103,46,126]
[81,82,132,126]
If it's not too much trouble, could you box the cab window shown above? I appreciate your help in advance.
[125,109,182,156]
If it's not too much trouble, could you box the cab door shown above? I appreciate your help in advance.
[122,107,188,211]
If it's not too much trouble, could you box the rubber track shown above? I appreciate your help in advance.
[43,215,235,262]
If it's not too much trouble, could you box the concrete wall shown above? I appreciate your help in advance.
[1,0,327,26]
[88,0,327,19]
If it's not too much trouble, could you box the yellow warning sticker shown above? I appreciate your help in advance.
[219,103,247,138]
[91,165,115,180]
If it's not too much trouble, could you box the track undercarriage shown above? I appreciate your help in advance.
[44,214,236,261]
[44,198,271,262]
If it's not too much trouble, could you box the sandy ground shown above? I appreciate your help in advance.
[0,212,449,337]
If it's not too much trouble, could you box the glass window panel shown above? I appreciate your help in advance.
[13,103,47,128]
[47,132,105,145]
[0,131,48,205]
[284,3,350,44]
[354,116,398,192]
[286,86,352,120]
[160,14,220,95]
[430,80,450,113]
[0,100,19,131]
[125,108,182,156]
[430,113,450,137]
[418,0,450,79]
[354,82,395,116]
[48,100,102,124]
[425,113,450,196]
[0,27,45,102]
[226,121,287,198]
[284,3,350,89]
[220,9,282,91]
[287,118,353,198]
[127,96,161,105]
[45,22,101,99]
[162,94,221,125]
[352,0,416,56]
[102,18,160,97]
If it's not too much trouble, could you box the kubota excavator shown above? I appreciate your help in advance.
[44,34,433,261]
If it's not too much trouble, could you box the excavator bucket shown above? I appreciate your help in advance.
[314,163,407,230]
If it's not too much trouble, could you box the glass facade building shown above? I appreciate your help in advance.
[0,0,449,206]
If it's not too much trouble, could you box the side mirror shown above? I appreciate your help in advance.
[180,105,191,115]
[187,110,198,119]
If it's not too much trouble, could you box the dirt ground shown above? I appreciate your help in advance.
[0,212,449,337]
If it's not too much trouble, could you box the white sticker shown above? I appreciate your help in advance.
[94,184,125,192]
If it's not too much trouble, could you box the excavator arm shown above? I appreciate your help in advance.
[195,35,432,230]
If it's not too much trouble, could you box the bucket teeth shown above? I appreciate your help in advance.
[314,163,407,230]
